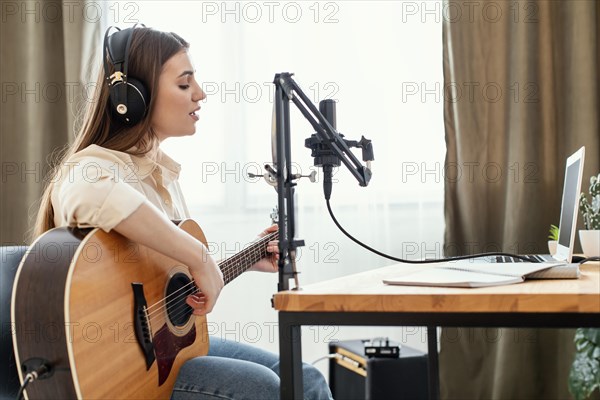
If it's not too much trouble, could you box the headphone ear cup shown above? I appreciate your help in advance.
[109,77,149,126]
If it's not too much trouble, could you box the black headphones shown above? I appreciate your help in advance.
[103,25,149,126]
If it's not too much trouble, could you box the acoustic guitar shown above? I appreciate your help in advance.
[11,219,278,399]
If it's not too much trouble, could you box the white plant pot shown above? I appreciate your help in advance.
[579,230,600,257]
[548,240,557,256]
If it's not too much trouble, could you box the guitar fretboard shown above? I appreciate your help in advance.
[218,231,279,285]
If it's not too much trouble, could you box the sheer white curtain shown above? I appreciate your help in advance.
[105,0,444,376]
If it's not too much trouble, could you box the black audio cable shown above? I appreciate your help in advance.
[325,198,547,264]
[16,361,53,400]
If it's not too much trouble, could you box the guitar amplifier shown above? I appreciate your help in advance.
[328,339,428,400]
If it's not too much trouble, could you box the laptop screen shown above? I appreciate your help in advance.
[558,158,581,248]
[554,147,586,263]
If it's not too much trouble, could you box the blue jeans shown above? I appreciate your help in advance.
[171,337,332,400]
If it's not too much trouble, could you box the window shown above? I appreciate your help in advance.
[104,0,444,368]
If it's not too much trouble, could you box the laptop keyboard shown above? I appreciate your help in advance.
[495,255,545,263]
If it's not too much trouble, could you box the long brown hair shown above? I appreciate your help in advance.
[30,27,189,241]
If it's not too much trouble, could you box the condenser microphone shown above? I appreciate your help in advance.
[319,99,336,130]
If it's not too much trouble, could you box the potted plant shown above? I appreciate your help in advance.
[579,173,600,257]
[569,172,600,400]
[569,328,600,400]
[548,224,559,255]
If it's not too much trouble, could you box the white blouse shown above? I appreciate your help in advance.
[51,144,190,232]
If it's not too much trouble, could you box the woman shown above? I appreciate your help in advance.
[32,26,332,400]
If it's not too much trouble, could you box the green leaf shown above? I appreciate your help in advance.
[584,329,600,347]
[569,328,600,400]
[548,224,560,240]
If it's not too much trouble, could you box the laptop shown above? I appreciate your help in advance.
[490,146,585,264]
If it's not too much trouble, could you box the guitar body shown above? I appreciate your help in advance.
[12,219,209,399]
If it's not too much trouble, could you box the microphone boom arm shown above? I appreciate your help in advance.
[276,73,373,187]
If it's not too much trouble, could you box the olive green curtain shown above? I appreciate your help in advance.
[441,1,600,399]
[0,1,101,245]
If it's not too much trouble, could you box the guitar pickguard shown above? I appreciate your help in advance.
[154,323,197,386]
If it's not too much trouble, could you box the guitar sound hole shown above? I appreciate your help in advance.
[166,273,194,327]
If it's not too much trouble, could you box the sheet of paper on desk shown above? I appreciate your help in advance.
[383,268,524,288]
[382,261,567,288]
[443,261,565,277]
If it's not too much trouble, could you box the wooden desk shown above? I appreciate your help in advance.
[273,263,600,399]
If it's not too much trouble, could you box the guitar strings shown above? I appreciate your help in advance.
[153,286,200,325]
[147,238,275,325]
[145,281,196,315]
[144,232,277,324]
[147,244,265,323]
[146,284,197,321]
[147,249,268,326]
[147,252,262,323]
[161,241,272,323]
[145,232,276,313]
[147,248,259,324]
[145,231,277,319]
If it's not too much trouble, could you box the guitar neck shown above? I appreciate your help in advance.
[218,231,278,285]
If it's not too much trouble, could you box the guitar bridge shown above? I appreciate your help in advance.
[132,283,156,370]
